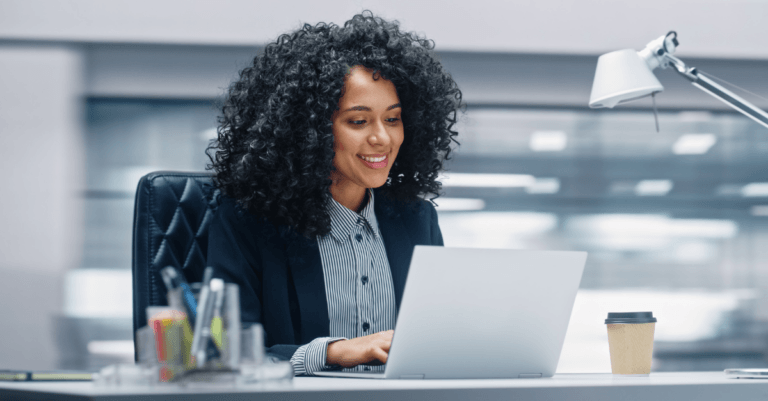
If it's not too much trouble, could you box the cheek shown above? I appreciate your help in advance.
[395,130,405,150]
[331,135,344,153]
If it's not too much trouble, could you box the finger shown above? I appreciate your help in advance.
[372,347,388,364]
[378,333,393,351]
[375,329,393,340]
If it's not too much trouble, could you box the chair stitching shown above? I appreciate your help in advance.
[146,173,214,308]
[180,178,196,265]
[195,208,212,238]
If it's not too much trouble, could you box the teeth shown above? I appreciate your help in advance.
[359,155,386,163]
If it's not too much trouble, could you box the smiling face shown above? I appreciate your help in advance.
[329,66,404,211]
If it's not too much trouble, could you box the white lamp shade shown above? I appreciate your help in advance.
[589,49,664,108]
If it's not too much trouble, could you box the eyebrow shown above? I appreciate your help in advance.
[341,103,401,113]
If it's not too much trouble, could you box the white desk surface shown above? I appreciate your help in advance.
[1,372,767,400]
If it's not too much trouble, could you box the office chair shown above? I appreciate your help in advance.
[131,171,219,359]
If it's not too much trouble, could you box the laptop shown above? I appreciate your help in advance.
[315,245,587,379]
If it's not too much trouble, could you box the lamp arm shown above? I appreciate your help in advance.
[663,54,768,129]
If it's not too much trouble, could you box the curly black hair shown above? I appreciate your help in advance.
[207,11,463,237]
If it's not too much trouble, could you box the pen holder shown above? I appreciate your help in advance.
[148,283,242,382]
[142,282,291,386]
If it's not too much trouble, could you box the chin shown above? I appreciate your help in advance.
[364,176,390,189]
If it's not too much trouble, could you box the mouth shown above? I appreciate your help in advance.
[357,154,389,169]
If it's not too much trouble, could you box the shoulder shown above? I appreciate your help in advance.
[373,189,443,246]
[214,196,253,228]
[373,188,438,226]
[212,195,283,241]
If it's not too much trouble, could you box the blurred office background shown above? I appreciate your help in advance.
[2,0,768,373]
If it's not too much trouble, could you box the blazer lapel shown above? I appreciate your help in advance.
[285,233,330,342]
[375,194,414,312]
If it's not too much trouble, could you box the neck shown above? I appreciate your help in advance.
[330,181,368,213]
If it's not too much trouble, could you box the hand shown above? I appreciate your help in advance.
[326,330,394,368]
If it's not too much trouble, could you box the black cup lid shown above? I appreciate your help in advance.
[605,312,656,324]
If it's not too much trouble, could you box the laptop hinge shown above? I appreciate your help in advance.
[399,374,425,380]
[519,373,543,378]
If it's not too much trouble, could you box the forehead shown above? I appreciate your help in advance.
[339,67,399,107]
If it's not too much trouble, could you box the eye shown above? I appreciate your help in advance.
[386,117,401,124]
[348,119,366,125]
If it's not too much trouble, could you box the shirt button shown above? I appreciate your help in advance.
[355,233,363,242]
[357,218,363,225]
[362,322,370,331]
[361,275,369,285]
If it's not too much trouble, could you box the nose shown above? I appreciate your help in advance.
[368,120,391,147]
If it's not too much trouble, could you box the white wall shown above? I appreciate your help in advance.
[85,45,768,111]
[0,45,85,369]
[1,0,768,59]
[86,45,251,99]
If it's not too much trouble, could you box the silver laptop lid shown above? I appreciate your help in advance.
[383,246,586,380]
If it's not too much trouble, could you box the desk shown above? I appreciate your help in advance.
[0,372,766,400]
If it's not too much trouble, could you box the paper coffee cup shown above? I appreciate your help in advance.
[605,312,656,375]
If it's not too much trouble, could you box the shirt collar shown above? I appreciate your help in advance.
[326,189,380,242]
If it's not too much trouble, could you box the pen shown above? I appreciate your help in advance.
[201,266,213,289]
[191,272,220,367]
[190,267,213,350]
[0,370,93,382]
[152,319,167,366]
[160,266,198,325]
[209,279,226,350]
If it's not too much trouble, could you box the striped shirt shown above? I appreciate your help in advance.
[290,189,397,375]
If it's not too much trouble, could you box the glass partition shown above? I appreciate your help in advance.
[438,107,768,372]
[80,99,768,371]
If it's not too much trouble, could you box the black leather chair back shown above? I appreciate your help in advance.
[131,171,219,345]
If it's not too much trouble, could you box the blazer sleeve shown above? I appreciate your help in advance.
[206,198,300,361]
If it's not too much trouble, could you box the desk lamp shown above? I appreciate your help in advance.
[589,31,768,130]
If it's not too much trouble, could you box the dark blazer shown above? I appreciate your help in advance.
[207,189,444,361]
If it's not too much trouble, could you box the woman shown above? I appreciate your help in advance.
[206,11,462,375]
